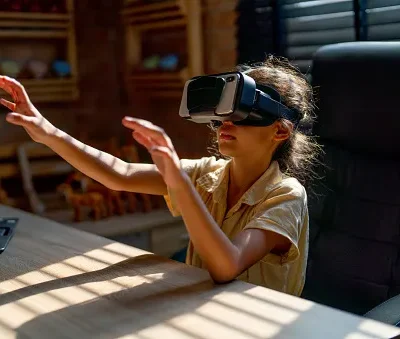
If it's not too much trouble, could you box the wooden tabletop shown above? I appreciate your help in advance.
[0,205,399,339]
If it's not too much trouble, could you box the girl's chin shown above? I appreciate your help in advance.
[218,144,238,157]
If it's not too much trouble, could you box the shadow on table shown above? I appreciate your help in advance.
[0,250,396,339]
[0,207,119,281]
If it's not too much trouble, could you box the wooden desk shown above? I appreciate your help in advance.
[0,205,399,339]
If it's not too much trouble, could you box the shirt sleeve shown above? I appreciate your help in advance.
[163,156,224,217]
[243,179,307,265]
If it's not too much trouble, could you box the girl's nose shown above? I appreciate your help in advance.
[222,120,234,126]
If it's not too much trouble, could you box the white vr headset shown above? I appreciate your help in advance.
[179,71,300,127]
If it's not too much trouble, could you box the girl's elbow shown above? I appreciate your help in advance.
[209,265,240,284]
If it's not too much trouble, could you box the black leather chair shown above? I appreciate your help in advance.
[301,41,400,320]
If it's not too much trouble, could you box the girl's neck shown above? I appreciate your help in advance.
[227,154,273,209]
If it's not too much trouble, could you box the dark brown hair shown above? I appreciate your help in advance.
[209,55,323,187]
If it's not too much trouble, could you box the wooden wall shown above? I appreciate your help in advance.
[0,0,238,159]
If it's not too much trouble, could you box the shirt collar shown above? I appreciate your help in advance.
[196,159,283,206]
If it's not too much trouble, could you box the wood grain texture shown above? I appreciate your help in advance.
[0,205,399,339]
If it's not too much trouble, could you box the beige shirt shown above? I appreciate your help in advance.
[164,156,309,296]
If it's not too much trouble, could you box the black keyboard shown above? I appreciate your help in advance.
[0,218,18,254]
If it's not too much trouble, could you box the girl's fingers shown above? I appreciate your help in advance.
[123,117,173,149]
[131,131,154,150]
[0,98,16,111]
[149,146,172,158]
[6,112,35,127]
[0,76,28,102]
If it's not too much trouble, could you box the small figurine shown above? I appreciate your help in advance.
[81,177,126,216]
[1,60,21,78]
[57,183,108,222]
[159,54,179,71]
[65,171,126,216]
[52,60,71,78]
[27,60,48,79]
[142,55,160,70]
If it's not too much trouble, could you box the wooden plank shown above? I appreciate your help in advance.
[0,21,69,28]
[17,144,46,215]
[0,30,68,39]
[186,0,204,76]
[129,70,185,81]
[67,6,78,83]
[21,79,76,87]
[134,89,183,98]
[0,12,71,21]
[0,204,399,339]
[126,10,183,24]
[66,0,74,13]
[29,160,73,177]
[0,157,72,178]
[66,209,183,237]
[125,25,141,69]
[135,18,187,31]
[0,91,78,103]
[0,142,71,178]
[0,163,19,178]
[121,0,179,16]
[30,93,77,103]
[0,142,58,160]
[0,143,19,159]
[21,86,75,94]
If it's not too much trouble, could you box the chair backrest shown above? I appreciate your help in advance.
[17,142,73,214]
[302,42,400,315]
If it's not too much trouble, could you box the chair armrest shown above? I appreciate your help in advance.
[364,294,400,327]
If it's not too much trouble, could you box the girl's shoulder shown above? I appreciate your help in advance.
[180,156,229,178]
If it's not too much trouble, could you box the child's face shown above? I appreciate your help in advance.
[217,120,291,160]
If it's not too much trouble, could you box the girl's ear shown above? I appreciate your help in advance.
[274,120,292,142]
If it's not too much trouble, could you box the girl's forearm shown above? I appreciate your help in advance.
[44,129,133,189]
[170,173,240,282]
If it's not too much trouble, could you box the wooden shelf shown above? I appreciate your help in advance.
[0,78,78,103]
[0,21,69,29]
[121,0,183,19]
[21,78,76,86]
[122,0,203,98]
[0,1,79,103]
[129,69,188,94]
[135,18,186,32]
[0,30,68,39]
[122,0,186,32]
[130,69,186,81]
[0,12,71,21]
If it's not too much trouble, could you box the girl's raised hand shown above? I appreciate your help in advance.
[0,76,55,143]
[122,116,184,189]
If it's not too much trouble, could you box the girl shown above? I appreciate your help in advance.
[0,57,320,296]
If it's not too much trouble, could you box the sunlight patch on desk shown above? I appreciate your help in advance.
[135,323,197,339]
[358,319,400,338]
[0,278,143,328]
[103,241,150,258]
[244,285,314,312]
[0,325,15,339]
[0,270,55,294]
[196,300,278,338]
[0,301,41,328]
[169,312,280,339]
[0,244,168,330]
[211,291,299,325]
[82,246,131,265]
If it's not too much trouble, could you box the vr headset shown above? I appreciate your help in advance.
[179,71,300,127]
